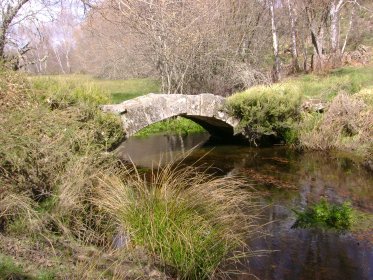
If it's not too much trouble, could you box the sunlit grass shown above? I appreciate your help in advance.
[28,74,160,104]
[135,117,205,137]
[289,65,373,99]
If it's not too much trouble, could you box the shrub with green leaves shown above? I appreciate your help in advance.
[227,85,302,144]
[292,200,354,231]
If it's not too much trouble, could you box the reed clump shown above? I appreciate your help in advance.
[95,163,261,280]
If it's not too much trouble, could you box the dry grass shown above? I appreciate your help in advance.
[299,93,373,158]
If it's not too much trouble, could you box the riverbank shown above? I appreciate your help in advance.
[0,69,260,279]
[118,133,373,279]
[227,64,373,162]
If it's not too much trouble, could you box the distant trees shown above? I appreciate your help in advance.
[0,0,60,69]
[74,0,272,94]
[2,0,372,95]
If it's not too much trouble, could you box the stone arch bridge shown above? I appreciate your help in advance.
[101,93,240,138]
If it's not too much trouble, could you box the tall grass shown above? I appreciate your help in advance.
[0,67,124,241]
[95,162,261,279]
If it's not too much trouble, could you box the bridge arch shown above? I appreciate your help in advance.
[101,93,240,138]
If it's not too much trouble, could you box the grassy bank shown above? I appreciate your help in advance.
[0,69,260,279]
[228,64,373,159]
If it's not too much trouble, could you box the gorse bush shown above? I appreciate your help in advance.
[292,200,354,231]
[228,85,302,145]
[95,163,261,279]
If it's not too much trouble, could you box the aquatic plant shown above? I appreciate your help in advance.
[292,200,354,231]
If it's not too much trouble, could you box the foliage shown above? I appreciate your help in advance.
[292,200,354,231]
[95,163,261,280]
[135,117,205,137]
[228,85,302,144]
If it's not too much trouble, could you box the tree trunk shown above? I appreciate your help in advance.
[269,0,280,82]
[329,1,344,68]
[311,26,325,73]
[286,0,300,73]
[306,4,328,73]
[0,0,31,61]
[342,5,355,54]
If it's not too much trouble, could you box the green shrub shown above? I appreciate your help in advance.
[228,85,302,144]
[292,200,354,231]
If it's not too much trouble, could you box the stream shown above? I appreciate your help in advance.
[116,132,373,280]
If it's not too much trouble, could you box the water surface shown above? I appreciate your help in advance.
[117,132,373,280]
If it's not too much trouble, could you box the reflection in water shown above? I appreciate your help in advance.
[116,133,373,280]
[116,133,210,167]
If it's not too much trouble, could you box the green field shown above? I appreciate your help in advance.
[29,74,160,103]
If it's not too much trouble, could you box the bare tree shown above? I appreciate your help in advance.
[269,0,281,82]
[0,0,60,64]
[286,0,300,73]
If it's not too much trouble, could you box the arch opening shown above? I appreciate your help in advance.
[133,116,207,137]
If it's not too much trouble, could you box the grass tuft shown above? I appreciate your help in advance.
[299,93,373,158]
[94,162,261,279]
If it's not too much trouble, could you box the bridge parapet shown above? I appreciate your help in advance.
[101,93,240,138]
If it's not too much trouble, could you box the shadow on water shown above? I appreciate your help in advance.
[116,132,373,280]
